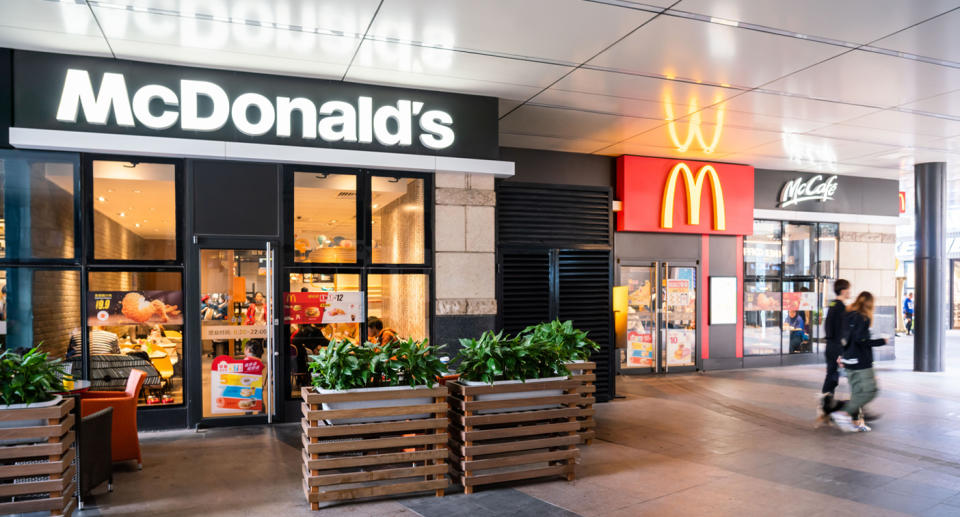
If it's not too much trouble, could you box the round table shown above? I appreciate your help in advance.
[57,379,92,395]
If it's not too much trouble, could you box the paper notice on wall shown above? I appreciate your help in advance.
[666,279,691,307]
[210,355,264,414]
[666,329,696,366]
[283,291,363,324]
[626,330,654,367]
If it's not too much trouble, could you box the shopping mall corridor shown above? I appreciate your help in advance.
[76,333,960,517]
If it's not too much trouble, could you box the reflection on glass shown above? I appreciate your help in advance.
[293,172,357,263]
[288,272,361,399]
[783,223,815,277]
[744,280,781,356]
[663,267,696,367]
[783,280,815,354]
[93,160,176,260]
[86,271,183,406]
[952,261,960,329]
[0,151,78,259]
[0,269,80,361]
[200,249,269,418]
[367,274,428,341]
[745,220,782,277]
[620,266,656,370]
[371,177,424,264]
[817,223,839,278]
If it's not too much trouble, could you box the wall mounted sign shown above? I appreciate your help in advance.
[12,50,498,159]
[709,276,737,325]
[283,291,362,324]
[617,156,754,235]
[87,290,183,326]
[778,174,838,207]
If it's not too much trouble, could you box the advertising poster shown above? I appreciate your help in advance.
[666,329,696,366]
[626,329,654,367]
[781,292,818,311]
[88,290,183,325]
[283,291,363,324]
[666,279,691,307]
[210,355,265,414]
[744,291,782,312]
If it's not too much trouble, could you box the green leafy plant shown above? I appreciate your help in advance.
[308,338,446,390]
[0,346,65,406]
[519,320,599,362]
[455,331,567,384]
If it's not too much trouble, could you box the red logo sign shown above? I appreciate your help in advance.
[617,156,754,235]
[899,191,906,213]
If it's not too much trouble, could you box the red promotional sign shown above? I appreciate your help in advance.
[899,191,906,213]
[283,291,362,324]
[617,156,754,235]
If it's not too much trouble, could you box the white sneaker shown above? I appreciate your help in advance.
[830,411,861,433]
[857,423,872,432]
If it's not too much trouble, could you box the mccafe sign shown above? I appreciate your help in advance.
[778,174,838,208]
[12,50,498,159]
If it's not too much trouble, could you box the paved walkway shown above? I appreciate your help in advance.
[77,332,960,517]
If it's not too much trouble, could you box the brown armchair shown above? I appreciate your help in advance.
[81,369,147,469]
[80,407,113,508]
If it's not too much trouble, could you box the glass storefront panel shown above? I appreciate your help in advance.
[293,172,357,263]
[621,265,656,370]
[87,270,183,405]
[817,223,839,278]
[0,268,81,361]
[93,160,176,261]
[371,177,425,264]
[366,273,428,341]
[782,280,816,354]
[952,260,960,329]
[745,220,782,277]
[744,280,781,356]
[0,151,78,260]
[783,222,816,277]
[664,266,696,367]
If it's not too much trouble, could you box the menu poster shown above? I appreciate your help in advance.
[626,330,654,367]
[744,291,781,312]
[284,291,363,324]
[666,279,691,307]
[782,292,818,311]
[666,329,696,366]
[210,355,264,414]
[88,290,183,326]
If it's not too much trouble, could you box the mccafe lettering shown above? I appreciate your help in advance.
[12,50,498,159]
[778,174,839,208]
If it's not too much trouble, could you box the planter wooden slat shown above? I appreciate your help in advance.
[301,386,448,509]
[448,378,580,494]
[0,398,76,517]
[566,361,597,445]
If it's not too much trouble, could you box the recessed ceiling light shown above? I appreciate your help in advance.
[329,219,337,224]
[133,189,141,194]
[135,223,141,228]
[150,207,156,212]
[97,196,105,202]
[119,212,125,217]
[143,219,148,223]
[107,189,114,193]
[372,204,379,209]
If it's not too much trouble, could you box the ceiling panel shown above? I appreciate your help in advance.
[346,39,572,100]
[594,140,737,161]
[620,121,783,155]
[872,8,960,62]
[0,0,111,55]
[499,105,662,142]
[672,0,960,45]
[745,136,896,163]
[692,106,828,134]
[587,14,843,88]
[901,89,960,118]
[805,123,948,149]
[762,50,960,108]
[839,109,960,138]
[720,91,877,124]
[368,0,656,64]
[499,133,612,154]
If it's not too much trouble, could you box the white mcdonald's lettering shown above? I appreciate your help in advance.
[664,96,725,153]
[661,162,726,231]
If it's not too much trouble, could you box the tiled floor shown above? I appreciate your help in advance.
[76,332,960,517]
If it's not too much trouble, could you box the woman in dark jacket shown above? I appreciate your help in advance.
[832,291,888,432]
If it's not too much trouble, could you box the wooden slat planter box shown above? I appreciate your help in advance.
[0,397,77,517]
[447,378,582,494]
[300,386,449,509]
[566,361,597,445]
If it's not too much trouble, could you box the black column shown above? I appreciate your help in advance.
[914,162,946,372]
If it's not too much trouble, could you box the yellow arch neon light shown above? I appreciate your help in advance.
[661,162,726,231]
[664,96,726,153]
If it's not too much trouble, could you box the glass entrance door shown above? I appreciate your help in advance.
[620,262,697,373]
[198,246,276,422]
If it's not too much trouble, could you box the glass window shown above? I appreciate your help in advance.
[817,223,839,278]
[293,172,357,263]
[371,177,425,264]
[744,280,781,356]
[366,273,428,341]
[0,151,78,260]
[952,260,960,329]
[782,280,815,354]
[287,272,361,398]
[783,222,816,277]
[744,220,782,278]
[93,160,176,261]
[0,268,81,361]
[88,270,183,406]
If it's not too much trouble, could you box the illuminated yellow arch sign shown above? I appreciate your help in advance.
[661,162,726,231]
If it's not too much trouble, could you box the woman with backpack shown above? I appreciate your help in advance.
[832,291,888,433]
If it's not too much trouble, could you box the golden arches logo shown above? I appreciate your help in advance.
[661,163,726,231]
[664,96,725,153]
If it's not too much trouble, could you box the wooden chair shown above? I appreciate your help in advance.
[81,369,147,469]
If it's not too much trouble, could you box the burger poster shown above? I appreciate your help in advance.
[87,291,183,325]
[283,291,362,324]
[210,355,264,414]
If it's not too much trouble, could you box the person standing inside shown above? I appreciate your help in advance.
[820,279,850,417]
[903,292,914,335]
[832,291,888,433]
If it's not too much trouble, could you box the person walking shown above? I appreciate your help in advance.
[819,279,850,418]
[903,292,914,335]
[831,291,888,433]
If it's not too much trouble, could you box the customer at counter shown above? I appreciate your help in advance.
[67,326,121,358]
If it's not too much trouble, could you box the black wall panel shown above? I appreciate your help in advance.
[193,161,279,237]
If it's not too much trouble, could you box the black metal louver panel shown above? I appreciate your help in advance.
[557,249,614,402]
[500,250,551,335]
[497,183,611,246]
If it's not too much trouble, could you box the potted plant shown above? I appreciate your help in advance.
[306,338,446,424]
[519,320,599,363]
[1,346,66,445]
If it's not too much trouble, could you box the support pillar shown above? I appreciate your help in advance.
[914,162,946,372]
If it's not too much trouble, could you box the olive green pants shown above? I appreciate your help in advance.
[846,367,878,417]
